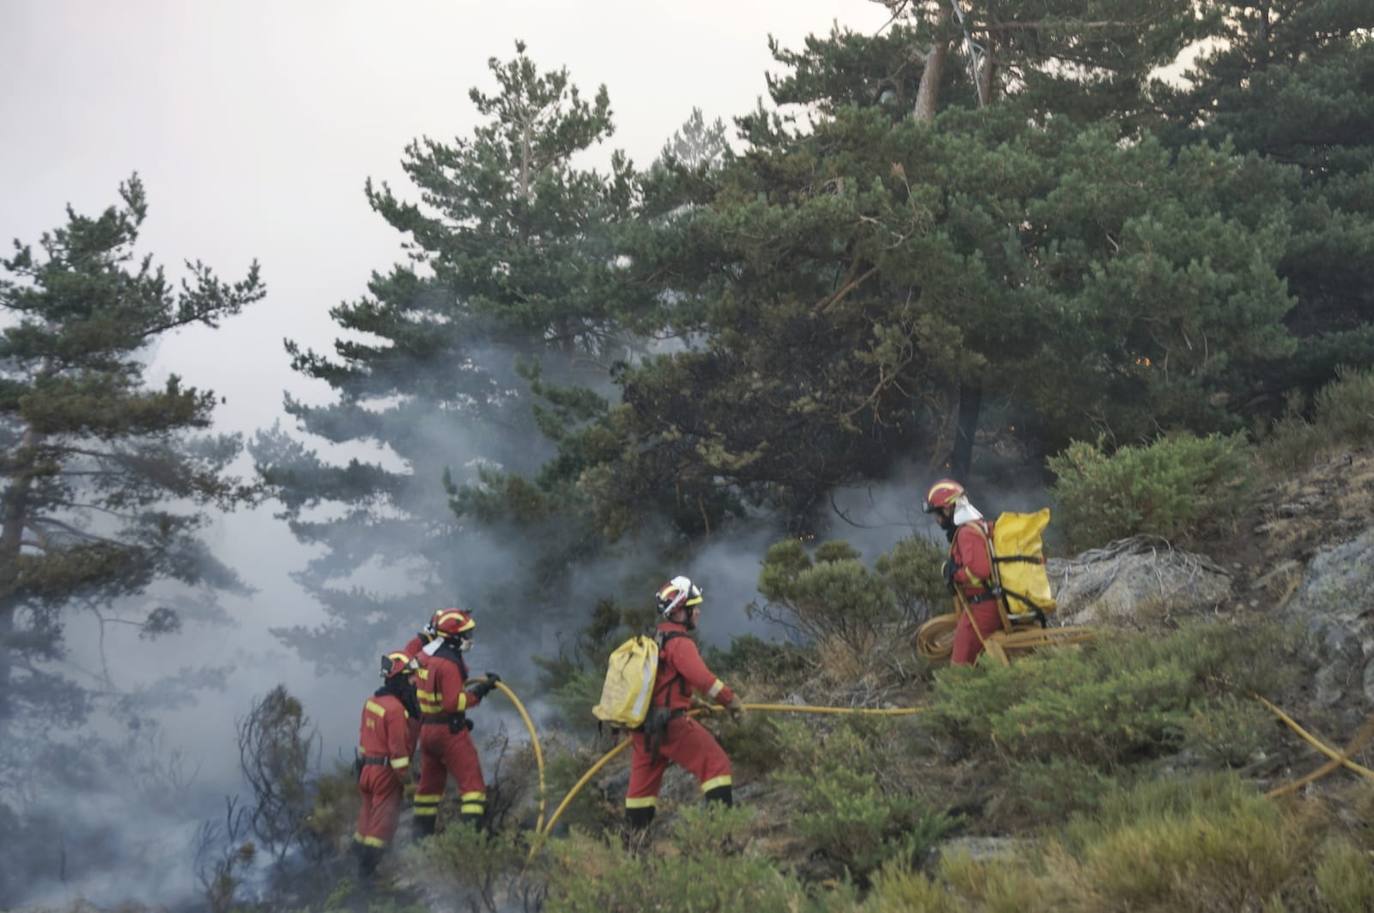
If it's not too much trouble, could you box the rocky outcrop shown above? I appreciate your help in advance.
[1284,528,1374,707]
[1047,536,1232,628]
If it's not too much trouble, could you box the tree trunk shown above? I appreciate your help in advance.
[0,429,36,717]
[914,8,952,122]
[950,381,982,482]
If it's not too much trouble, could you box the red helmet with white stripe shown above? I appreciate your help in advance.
[922,479,966,514]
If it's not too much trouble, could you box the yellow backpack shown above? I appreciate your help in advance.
[592,635,664,728]
[989,509,1057,625]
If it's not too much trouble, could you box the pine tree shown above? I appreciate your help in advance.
[0,175,264,723]
[1158,0,1374,402]
[255,43,634,668]
[529,4,1297,536]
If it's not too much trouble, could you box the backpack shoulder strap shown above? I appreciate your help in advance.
[655,630,690,698]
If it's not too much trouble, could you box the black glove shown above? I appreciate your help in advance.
[353,755,365,782]
[942,560,957,592]
[471,677,498,700]
[485,672,501,685]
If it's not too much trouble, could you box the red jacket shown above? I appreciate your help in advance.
[950,519,996,601]
[358,692,417,776]
[414,645,485,718]
[654,621,735,712]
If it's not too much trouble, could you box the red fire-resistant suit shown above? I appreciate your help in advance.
[354,691,418,849]
[625,621,734,815]
[413,642,487,828]
[949,518,1003,666]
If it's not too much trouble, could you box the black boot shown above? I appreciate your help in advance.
[413,815,437,839]
[704,784,733,807]
[626,805,656,829]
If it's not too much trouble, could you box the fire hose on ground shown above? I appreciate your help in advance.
[482,668,1374,863]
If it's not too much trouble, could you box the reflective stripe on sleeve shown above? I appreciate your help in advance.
[707,679,725,699]
[365,700,387,717]
[390,757,410,770]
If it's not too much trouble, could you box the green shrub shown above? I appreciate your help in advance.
[924,623,1305,769]
[936,852,1052,913]
[925,642,1193,766]
[755,539,899,656]
[772,719,951,879]
[1059,774,1305,912]
[874,537,948,625]
[1048,432,1252,551]
[545,805,805,913]
[1313,365,1374,446]
[704,634,812,684]
[851,859,960,913]
[1260,367,1374,471]
[397,821,531,911]
[1314,838,1374,913]
[1182,695,1279,768]
[991,759,1119,826]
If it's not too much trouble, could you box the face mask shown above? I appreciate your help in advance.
[458,636,474,653]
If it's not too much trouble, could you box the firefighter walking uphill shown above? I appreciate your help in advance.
[924,478,1001,665]
[411,608,500,835]
[625,576,746,828]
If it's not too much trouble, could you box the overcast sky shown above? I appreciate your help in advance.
[4,4,914,902]
[3,0,891,433]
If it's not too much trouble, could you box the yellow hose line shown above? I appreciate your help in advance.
[1256,695,1374,787]
[1267,710,1374,799]
[709,702,924,717]
[526,735,634,862]
[490,680,547,834]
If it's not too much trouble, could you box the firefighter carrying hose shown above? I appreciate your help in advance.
[624,576,746,829]
[923,478,1001,665]
[411,608,500,835]
[353,651,421,879]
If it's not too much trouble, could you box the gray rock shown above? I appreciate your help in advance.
[936,835,1030,864]
[1047,536,1232,628]
[1285,528,1374,706]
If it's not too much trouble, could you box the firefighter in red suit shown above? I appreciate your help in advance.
[411,608,499,835]
[625,576,746,829]
[353,651,421,879]
[924,479,1001,665]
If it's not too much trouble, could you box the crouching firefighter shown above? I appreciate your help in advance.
[924,478,1000,666]
[353,651,421,879]
[625,576,745,829]
[412,608,500,836]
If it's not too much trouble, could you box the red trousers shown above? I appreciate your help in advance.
[951,601,1004,666]
[355,766,404,847]
[626,716,732,809]
[414,725,486,819]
